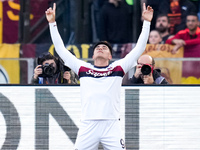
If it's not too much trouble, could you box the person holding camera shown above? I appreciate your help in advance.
[31,52,61,84]
[129,54,168,84]
[31,52,78,84]
[62,66,78,84]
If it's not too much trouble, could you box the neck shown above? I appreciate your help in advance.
[189,28,197,35]
[160,31,169,38]
[94,58,109,67]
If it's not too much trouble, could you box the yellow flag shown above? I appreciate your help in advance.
[0,1,3,44]
[0,44,20,84]
[143,44,184,84]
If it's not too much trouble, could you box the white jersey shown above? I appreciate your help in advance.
[49,21,150,120]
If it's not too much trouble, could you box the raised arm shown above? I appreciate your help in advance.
[135,3,153,56]
[121,3,153,73]
[45,3,56,23]
[131,3,153,58]
[45,3,82,74]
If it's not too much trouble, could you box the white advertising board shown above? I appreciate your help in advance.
[0,85,200,150]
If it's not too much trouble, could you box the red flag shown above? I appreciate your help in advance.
[181,44,200,84]
[0,0,49,44]
[1,0,20,43]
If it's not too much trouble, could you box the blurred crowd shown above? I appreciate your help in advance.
[32,0,200,85]
[92,0,200,45]
[90,0,200,85]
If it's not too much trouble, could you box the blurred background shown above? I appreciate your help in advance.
[0,0,141,44]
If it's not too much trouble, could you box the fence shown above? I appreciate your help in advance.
[1,57,200,84]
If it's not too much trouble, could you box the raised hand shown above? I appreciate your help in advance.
[45,3,56,23]
[142,3,153,22]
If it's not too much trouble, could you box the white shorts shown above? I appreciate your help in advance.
[74,120,126,150]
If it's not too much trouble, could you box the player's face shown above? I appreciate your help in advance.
[93,44,112,60]
[186,15,199,32]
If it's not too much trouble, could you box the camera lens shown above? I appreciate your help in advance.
[141,65,152,75]
[43,63,54,77]
[44,66,54,76]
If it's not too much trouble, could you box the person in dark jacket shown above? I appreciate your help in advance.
[129,54,168,84]
[31,52,61,84]
[31,52,78,84]
[99,0,132,43]
[155,14,173,43]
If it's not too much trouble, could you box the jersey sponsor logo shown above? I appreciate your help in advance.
[79,66,124,78]
[86,69,112,77]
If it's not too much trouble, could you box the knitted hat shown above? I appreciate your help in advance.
[92,41,113,55]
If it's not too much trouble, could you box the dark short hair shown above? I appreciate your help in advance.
[186,12,198,19]
[37,52,58,65]
[156,13,170,23]
[92,41,113,55]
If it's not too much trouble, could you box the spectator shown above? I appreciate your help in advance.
[99,0,132,44]
[166,13,200,54]
[129,54,168,84]
[31,52,61,84]
[155,14,173,43]
[62,66,79,84]
[148,30,162,44]
[59,51,79,84]
[159,0,197,34]
[31,52,77,84]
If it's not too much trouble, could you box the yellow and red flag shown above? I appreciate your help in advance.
[143,44,184,84]
[0,43,20,83]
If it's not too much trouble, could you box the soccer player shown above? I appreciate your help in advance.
[45,3,153,150]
